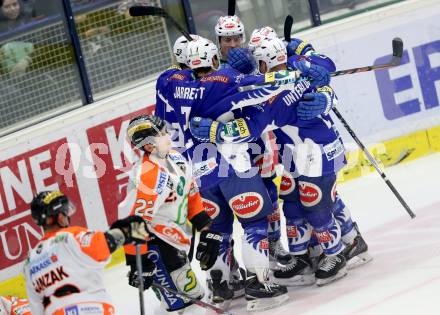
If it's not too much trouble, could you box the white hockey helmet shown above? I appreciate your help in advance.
[248,26,278,51]
[186,37,219,69]
[173,34,198,64]
[215,15,246,42]
[253,37,287,71]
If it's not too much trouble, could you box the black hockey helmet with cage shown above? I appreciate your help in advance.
[30,191,76,226]
[127,115,166,149]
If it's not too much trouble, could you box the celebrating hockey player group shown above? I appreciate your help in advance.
[151,10,372,313]
[21,7,374,315]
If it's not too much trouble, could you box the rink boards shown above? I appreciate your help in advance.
[1,0,440,298]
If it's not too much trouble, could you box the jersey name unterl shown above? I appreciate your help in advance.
[282,80,311,106]
[173,86,205,100]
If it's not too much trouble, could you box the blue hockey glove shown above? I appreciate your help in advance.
[190,117,223,143]
[286,38,314,57]
[298,92,330,120]
[227,48,256,74]
[294,59,330,87]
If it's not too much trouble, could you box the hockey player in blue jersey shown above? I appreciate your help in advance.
[214,15,253,73]
[283,35,372,275]
[227,27,371,277]
[283,37,372,276]
[155,35,199,152]
[190,36,371,286]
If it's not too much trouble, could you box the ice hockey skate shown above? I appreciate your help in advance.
[245,270,289,312]
[315,253,348,286]
[269,239,294,270]
[207,270,233,309]
[343,227,373,270]
[272,254,316,286]
[229,256,246,298]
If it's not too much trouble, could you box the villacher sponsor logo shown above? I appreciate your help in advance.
[298,181,322,207]
[202,199,220,219]
[229,192,263,218]
[279,174,295,195]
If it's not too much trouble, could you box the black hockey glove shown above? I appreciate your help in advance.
[127,258,156,290]
[110,215,148,244]
[196,230,223,270]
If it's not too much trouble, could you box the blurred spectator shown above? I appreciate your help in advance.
[0,0,34,33]
[0,0,35,75]
[1,40,33,75]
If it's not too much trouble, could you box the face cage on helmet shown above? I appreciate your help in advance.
[128,115,165,145]
[132,123,172,150]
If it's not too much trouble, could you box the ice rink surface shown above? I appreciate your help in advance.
[105,153,440,315]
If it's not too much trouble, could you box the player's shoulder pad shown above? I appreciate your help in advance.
[167,64,182,71]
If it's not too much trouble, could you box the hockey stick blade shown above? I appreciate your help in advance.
[129,5,166,17]
[228,0,236,16]
[391,37,403,65]
[284,15,293,42]
[151,283,233,315]
[129,5,193,41]
[331,37,403,76]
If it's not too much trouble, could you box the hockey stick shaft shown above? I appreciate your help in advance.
[284,15,293,42]
[135,245,146,315]
[228,0,236,16]
[331,56,401,76]
[187,225,196,262]
[129,6,193,41]
[238,38,403,92]
[332,107,416,218]
[150,283,232,315]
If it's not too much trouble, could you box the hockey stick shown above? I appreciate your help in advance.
[129,5,193,41]
[187,225,196,262]
[284,15,293,42]
[151,282,233,315]
[332,107,416,219]
[238,37,403,92]
[278,21,412,217]
[331,37,403,76]
[135,245,146,315]
[228,0,236,16]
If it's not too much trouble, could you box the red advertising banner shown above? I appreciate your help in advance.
[0,138,85,270]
